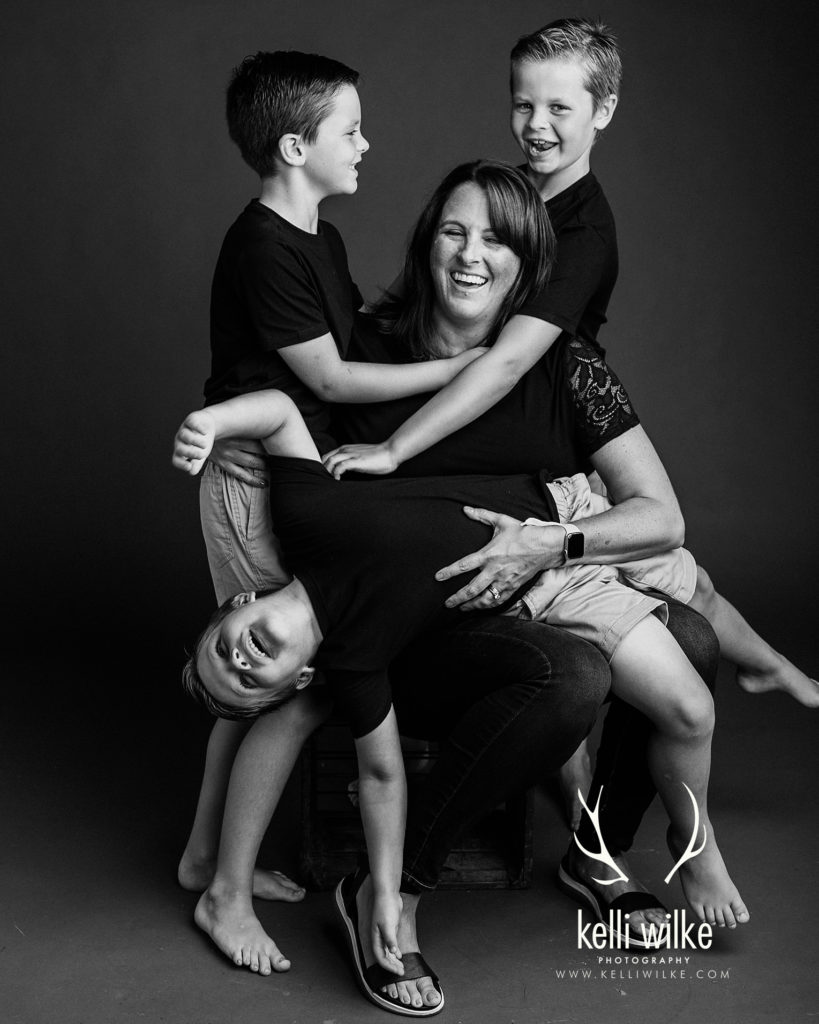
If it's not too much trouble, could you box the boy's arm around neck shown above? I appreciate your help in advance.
[279,332,485,403]
[323,315,562,478]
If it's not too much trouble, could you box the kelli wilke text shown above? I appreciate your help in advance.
[578,909,714,950]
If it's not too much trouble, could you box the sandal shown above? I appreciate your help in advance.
[334,869,445,1016]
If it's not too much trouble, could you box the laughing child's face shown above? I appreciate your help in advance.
[510,57,616,199]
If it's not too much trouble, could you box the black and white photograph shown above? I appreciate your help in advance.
[3,2,817,1022]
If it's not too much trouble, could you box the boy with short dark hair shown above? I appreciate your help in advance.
[202,50,483,599]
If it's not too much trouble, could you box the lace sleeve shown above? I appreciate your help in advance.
[565,338,640,457]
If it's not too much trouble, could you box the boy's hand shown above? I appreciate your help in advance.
[322,442,398,479]
[450,345,489,375]
[171,410,216,477]
[210,438,270,487]
[371,891,403,976]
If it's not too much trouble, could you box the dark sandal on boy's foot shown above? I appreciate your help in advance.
[334,869,445,1016]
[557,855,667,949]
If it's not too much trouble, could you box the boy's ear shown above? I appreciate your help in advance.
[230,591,257,608]
[594,94,618,132]
[295,667,315,690]
[278,133,306,167]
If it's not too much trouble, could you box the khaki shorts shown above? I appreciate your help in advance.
[199,462,291,605]
[511,474,698,661]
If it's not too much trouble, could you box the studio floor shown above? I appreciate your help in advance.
[2,646,817,1024]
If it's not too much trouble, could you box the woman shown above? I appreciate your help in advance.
[177,162,724,1015]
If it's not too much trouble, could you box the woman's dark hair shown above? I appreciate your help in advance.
[374,160,555,360]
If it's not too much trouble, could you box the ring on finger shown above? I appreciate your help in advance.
[487,584,501,602]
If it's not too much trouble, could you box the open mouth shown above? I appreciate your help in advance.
[451,271,488,288]
[526,139,557,155]
[246,631,268,658]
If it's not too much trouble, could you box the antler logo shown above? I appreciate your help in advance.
[663,782,707,884]
[572,788,629,885]
[573,782,706,885]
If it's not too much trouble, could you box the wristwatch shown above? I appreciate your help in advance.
[558,522,585,564]
[522,518,585,565]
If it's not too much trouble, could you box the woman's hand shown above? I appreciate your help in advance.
[371,891,404,976]
[322,442,398,479]
[435,506,565,611]
[210,438,270,487]
[172,410,216,476]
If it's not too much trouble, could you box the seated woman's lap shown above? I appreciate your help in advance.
[389,616,611,892]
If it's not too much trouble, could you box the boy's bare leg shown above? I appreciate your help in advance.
[691,565,818,707]
[179,718,304,899]
[195,688,332,974]
[559,739,593,831]
[610,616,749,928]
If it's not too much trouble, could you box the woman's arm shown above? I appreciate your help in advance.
[323,315,561,478]
[279,332,485,404]
[434,425,685,610]
[171,390,320,476]
[354,708,407,976]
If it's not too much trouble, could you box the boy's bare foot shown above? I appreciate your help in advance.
[737,655,819,708]
[563,844,668,935]
[178,854,305,902]
[559,741,593,831]
[194,881,292,975]
[375,893,441,1010]
[667,829,750,929]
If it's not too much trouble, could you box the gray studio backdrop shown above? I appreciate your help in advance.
[3,0,817,658]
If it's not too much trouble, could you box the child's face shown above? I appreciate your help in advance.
[196,592,314,713]
[302,84,369,198]
[510,58,616,198]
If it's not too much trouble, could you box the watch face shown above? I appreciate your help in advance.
[566,532,585,559]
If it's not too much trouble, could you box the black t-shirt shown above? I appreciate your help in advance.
[205,201,362,452]
[267,458,559,738]
[519,172,617,353]
[344,319,639,479]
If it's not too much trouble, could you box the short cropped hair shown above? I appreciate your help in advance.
[182,594,301,720]
[374,160,554,361]
[226,50,359,177]
[510,18,622,109]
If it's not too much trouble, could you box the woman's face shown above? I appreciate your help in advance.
[430,182,521,336]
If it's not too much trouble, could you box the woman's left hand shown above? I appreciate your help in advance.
[322,442,398,479]
[435,506,565,611]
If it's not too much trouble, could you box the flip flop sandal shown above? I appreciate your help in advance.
[335,869,445,1016]
[557,855,667,948]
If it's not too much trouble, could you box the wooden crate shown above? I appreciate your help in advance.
[299,721,533,890]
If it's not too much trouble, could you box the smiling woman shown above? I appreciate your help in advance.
[374,160,553,361]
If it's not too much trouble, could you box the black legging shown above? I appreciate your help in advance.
[389,599,719,892]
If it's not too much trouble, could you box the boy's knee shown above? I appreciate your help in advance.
[665,686,714,742]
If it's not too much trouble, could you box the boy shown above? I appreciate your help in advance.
[179,49,483,973]
[201,50,483,599]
